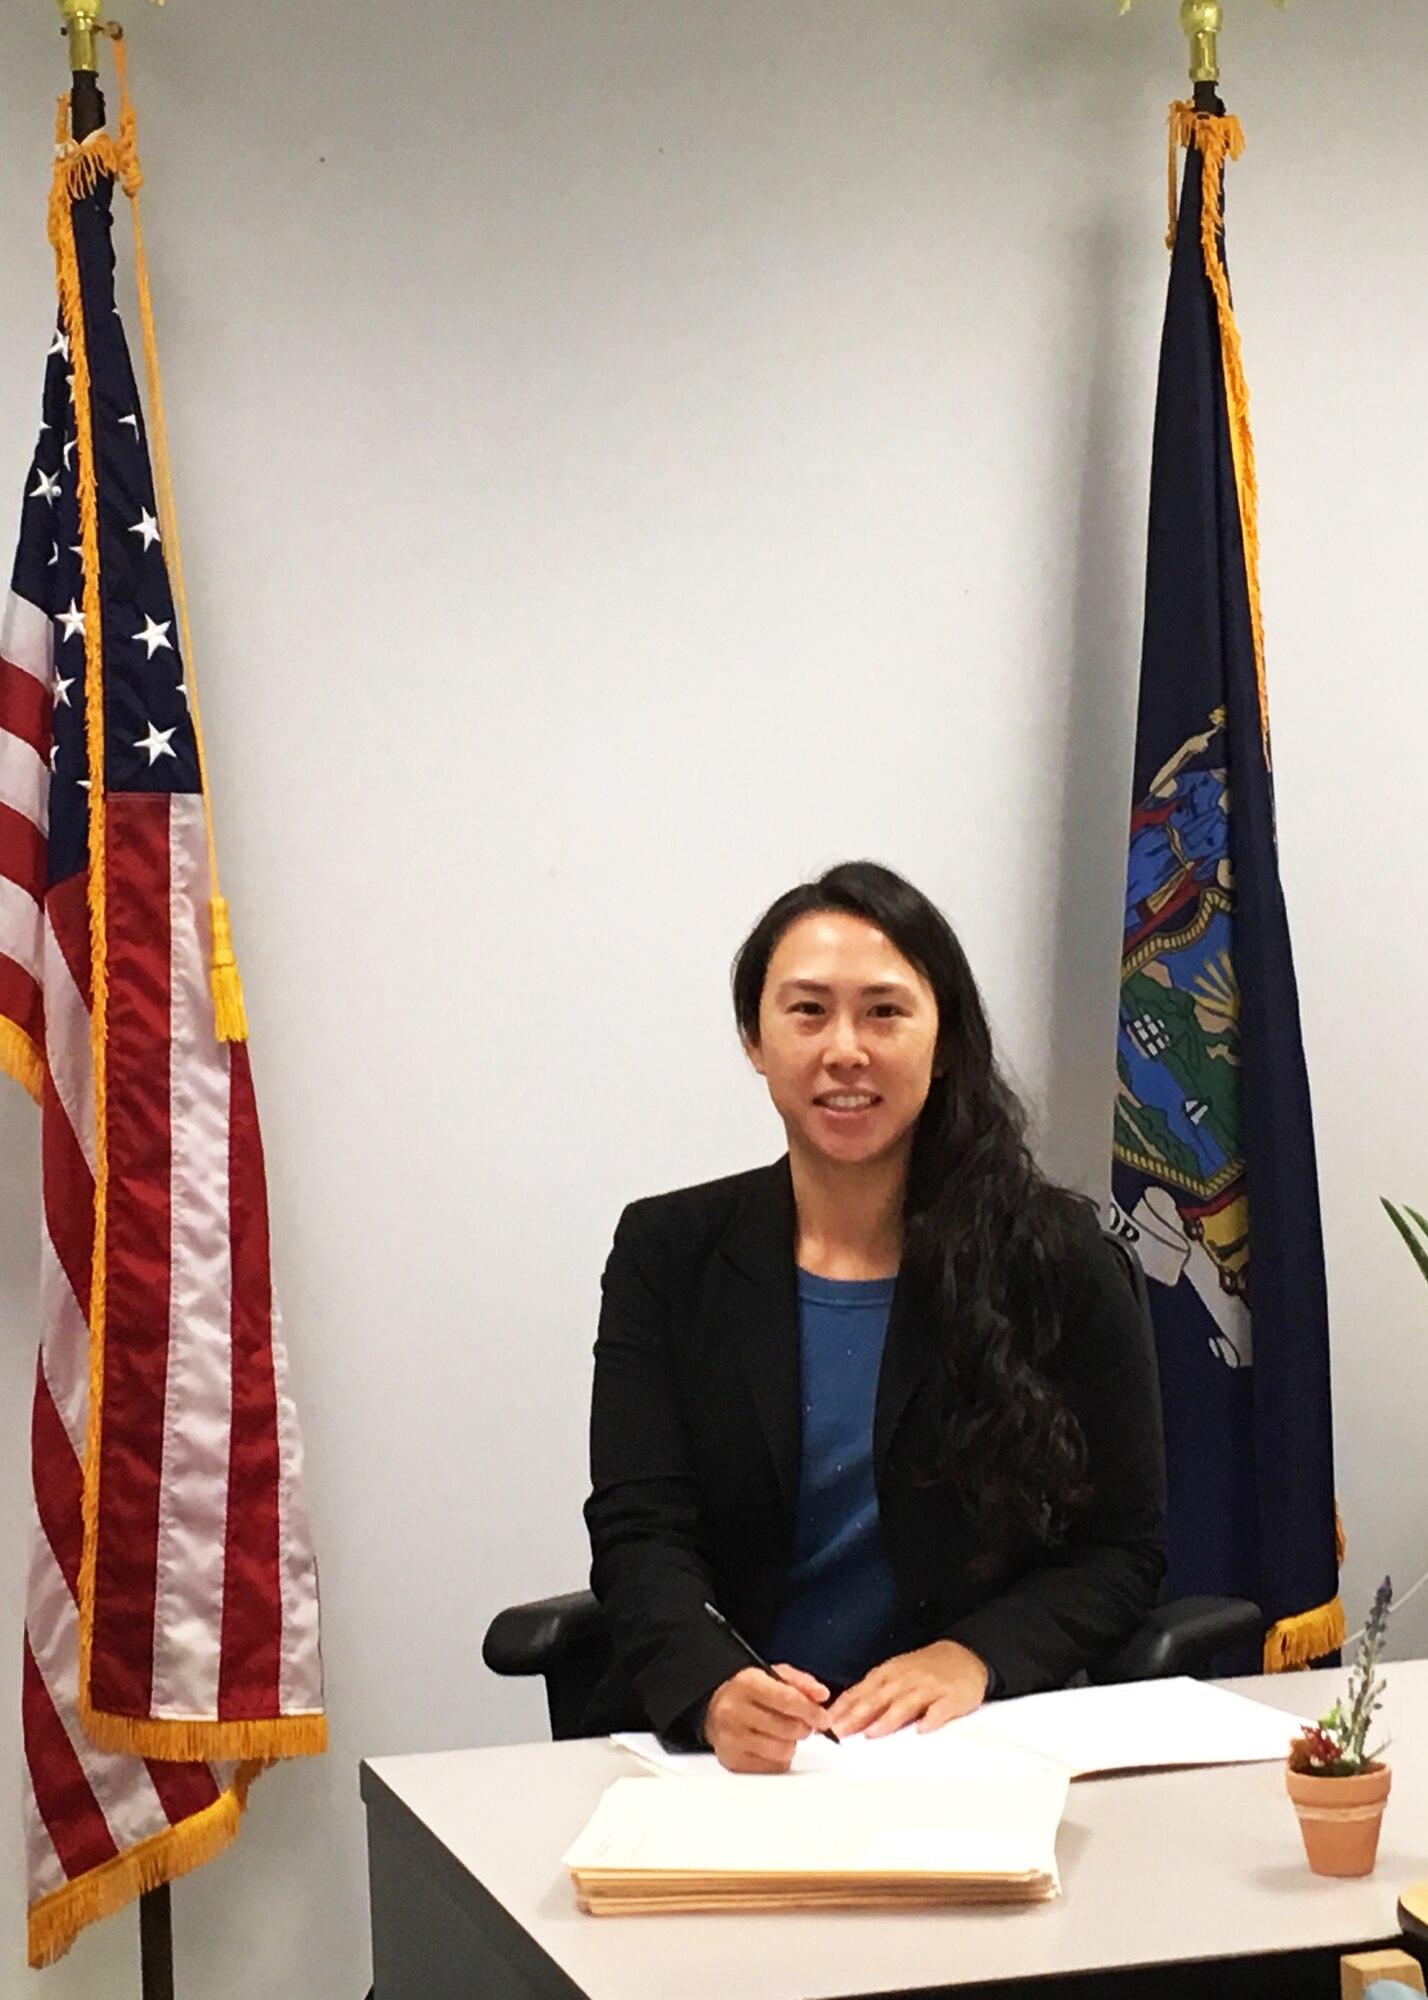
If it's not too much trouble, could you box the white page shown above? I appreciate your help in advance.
[615,1677,1303,1784]
[611,1728,1060,1785]
[972,1676,1307,1776]
[564,1771,1067,1880]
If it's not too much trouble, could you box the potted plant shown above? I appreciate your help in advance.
[1286,1577,1393,1877]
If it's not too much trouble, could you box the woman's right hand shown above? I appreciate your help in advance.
[702,1665,832,1772]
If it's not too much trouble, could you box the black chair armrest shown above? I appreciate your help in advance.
[1089,1595,1264,1684]
[482,1589,603,1679]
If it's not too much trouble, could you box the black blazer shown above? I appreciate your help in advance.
[583,1158,1167,1738]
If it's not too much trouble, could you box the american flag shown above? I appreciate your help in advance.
[3,157,324,1968]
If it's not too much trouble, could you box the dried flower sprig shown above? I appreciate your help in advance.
[1289,1577,1392,1777]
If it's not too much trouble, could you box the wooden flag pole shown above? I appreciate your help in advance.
[52,12,176,1995]
[138,1886,176,2000]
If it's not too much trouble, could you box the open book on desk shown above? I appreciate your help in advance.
[613,1674,1307,1784]
[564,1765,1069,1915]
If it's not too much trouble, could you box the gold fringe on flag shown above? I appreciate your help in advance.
[1165,100,1270,760]
[1263,1596,1347,1674]
[1263,1505,1350,1670]
[0,1018,44,1101]
[27,1763,261,1969]
[81,1705,329,1766]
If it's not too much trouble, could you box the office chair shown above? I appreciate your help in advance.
[484,1233,1264,1739]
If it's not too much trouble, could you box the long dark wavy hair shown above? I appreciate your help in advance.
[732,860,1092,1553]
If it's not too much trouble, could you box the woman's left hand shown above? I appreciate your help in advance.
[824,1640,990,1740]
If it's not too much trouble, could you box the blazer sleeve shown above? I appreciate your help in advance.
[940,1227,1169,1696]
[583,1203,749,1737]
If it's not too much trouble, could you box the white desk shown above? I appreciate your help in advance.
[361,1661,1428,2000]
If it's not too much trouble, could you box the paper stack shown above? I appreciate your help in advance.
[563,1765,1069,1916]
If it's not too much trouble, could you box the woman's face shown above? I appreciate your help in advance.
[745,910,941,1172]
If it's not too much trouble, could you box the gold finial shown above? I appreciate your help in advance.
[1120,0,1288,87]
[54,0,161,75]
[55,0,105,73]
[1180,1,1221,83]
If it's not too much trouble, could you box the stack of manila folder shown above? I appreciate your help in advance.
[564,1763,1067,1914]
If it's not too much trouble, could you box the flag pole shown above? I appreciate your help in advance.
[54,15,176,2000]
[56,0,106,141]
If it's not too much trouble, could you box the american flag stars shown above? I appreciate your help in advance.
[133,614,172,656]
[133,721,177,765]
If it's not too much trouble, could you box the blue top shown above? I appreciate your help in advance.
[764,1270,902,1691]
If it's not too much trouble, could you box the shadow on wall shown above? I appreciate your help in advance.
[1040,214,1144,1200]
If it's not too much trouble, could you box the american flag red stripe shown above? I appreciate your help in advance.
[92,796,175,1720]
[0,951,43,1050]
[30,1359,84,1600]
[0,651,52,761]
[46,869,91,1004]
[5,138,324,1968]
[41,1075,95,1320]
[220,1044,284,1718]
[0,797,49,891]
[23,1643,119,1880]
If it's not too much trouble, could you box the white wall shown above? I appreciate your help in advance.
[2,3,1426,1994]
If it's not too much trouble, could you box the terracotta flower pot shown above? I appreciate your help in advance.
[1285,1759,1392,1877]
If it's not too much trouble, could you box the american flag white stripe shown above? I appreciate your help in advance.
[26,1509,175,1855]
[0,874,44,977]
[37,1289,87,1463]
[151,799,233,1720]
[40,913,93,1168]
[21,1761,63,1904]
[0,589,52,680]
[0,729,48,836]
[271,1312,323,1713]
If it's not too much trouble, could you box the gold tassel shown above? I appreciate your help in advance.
[0,1019,44,1102]
[78,1701,326,1764]
[209,895,249,1044]
[28,1763,260,1968]
[1164,102,1268,758]
[1263,1596,1346,1673]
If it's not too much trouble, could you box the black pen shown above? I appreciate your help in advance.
[702,1600,841,1745]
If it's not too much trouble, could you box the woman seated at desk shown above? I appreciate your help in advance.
[585,861,1167,1773]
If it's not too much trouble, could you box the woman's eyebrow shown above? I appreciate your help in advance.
[774,979,916,998]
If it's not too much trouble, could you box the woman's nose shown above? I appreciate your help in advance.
[827,1018,868,1064]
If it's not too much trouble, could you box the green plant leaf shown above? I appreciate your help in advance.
[1383,1200,1428,1287]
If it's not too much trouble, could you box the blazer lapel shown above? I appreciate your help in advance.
[874,1272,933,1478]
[718,1157,803,1517]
